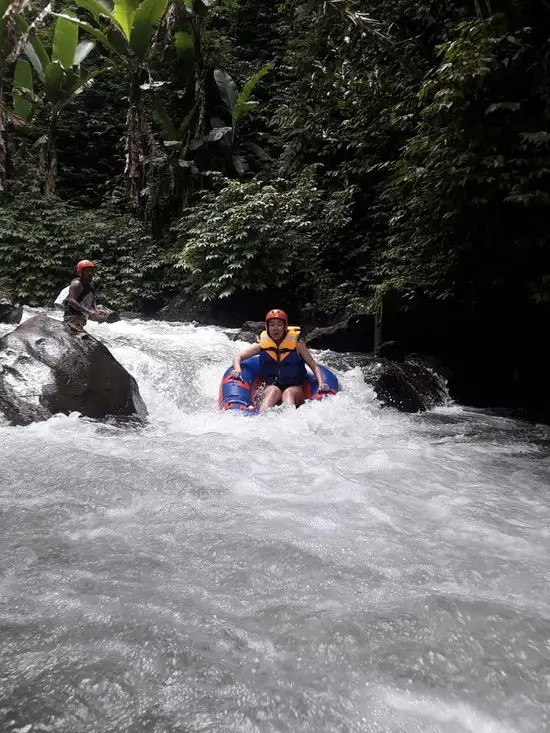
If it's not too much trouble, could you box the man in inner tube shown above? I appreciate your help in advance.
[231,309,329,411]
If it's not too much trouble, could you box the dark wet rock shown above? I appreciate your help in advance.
[0,297,23,325]
[311,351,371,372]
[99,308,121,324]
[404,352,453,382]
[0,314,147,426]
[231,321,265,343]
[362,356,450,413]
[157,294,217,324]
[376,340,408,361]
[157,291,298,327]
[305,314,374,352]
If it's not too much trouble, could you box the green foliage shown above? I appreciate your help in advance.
[54,67,127,205]
[10,11,106,195]
[52,9,79,69]
[199,63,273,175]
[0,186,168,309]
[12,58,33,120]
[130,0,170,61]
[2,0,550,336]
[1,1,33,71]
[66,0,172,60]
[21,12,98,109]
[0,0,48,193]
[273,0,421,308]
[214,61,272,137]
[382,14,550,307]
[174,168,350,300]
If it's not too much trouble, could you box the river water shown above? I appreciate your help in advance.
[1,313,550,733]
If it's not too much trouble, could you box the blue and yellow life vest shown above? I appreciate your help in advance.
[259,326,307,387]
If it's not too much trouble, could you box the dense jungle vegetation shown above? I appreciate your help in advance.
[1,0,549,412]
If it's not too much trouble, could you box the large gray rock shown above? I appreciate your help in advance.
[157,291,293,327]
[305,314,374,352]
[0,297,23,325]
[362,355,450,413]
[231,321,265,343]
[157,293,250,326]
[0,315,147,426]
[98,307,121,324]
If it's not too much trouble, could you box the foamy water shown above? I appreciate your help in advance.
[1,311,549,732]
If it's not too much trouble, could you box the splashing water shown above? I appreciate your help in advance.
[1,311,549,733]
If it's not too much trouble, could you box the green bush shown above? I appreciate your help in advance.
[174,169,350,301]
[381,16,550,307]
[0,187,170,310]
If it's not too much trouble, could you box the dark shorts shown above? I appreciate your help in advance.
[264,377,304,389]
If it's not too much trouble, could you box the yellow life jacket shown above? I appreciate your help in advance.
[259,326,301,362]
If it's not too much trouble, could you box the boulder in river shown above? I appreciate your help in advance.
[0,314,147,426]
[305,314,374,352]
[98,307,121,324]
[0,296,23,325]
[157,290,297,327]
[362,353,450,413]
[231,320,265,343]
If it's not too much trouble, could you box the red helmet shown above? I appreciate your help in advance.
[76,259,95,274]
[265,309,288,327]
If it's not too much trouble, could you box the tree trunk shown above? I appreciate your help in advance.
[0,92,8,196]
[40,117,57,197]
[178,15,207,210]
[194,64,207,139]
[373,291,383,353]
[126,72,146,215]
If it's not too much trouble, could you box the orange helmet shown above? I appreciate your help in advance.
[76,259,95,274]
[265,309,288,327]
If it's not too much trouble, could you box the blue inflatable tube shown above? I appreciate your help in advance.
[218,355,340,414]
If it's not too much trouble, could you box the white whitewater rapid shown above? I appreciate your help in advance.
[1,311,549,733]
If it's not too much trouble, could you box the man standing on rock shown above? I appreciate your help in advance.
[63,260,107,331]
